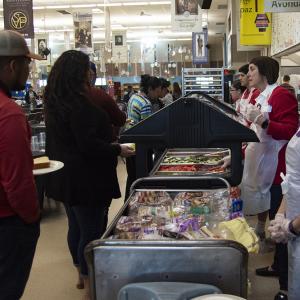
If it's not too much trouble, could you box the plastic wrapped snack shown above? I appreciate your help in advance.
[128,191,172,215]
[174,192,211,216]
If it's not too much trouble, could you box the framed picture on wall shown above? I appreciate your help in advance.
[115,35,123,46]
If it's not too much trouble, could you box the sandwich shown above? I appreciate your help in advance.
[33,156,50,169]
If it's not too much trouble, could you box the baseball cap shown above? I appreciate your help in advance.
[0,30,43,60]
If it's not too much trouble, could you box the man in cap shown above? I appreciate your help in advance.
[0,30,42,299]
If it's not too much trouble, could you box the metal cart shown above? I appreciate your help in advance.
[85,177,248,300]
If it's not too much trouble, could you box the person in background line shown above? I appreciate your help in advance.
[89,62,126,141]
[25,84,38,105]
[159,78,173,106]
[172,81,182,100]
[0,30,42,299]
[123,85,134,103]
[125,75,162,200]
[230,80,246,110]
[44,50,134,300]
[280,75,296,97]
[240,56,298,300]
[88,61,126,230]
[238,64,260,123]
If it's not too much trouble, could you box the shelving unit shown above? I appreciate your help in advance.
[182,68,224,101]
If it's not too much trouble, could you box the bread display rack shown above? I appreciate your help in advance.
[182,68,224,100]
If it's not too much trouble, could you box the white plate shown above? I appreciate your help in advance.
[191,295,246,300]
[33,160,64,176]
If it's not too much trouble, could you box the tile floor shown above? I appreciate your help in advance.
[23,160,278,300]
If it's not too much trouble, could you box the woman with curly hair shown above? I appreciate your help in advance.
[44,50,134,299]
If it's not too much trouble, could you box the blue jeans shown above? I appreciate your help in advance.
[64,203,106,276]
[0,216,40,300]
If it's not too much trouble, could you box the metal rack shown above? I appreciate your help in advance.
[182,68,224,100]
[85,177,248,300]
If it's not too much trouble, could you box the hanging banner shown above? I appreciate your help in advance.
[171,0,202,32]
[37,38,47,59]
[73,13,93,54]
[264,0,300,12]
[104,5,111,49]
[240,0,272,45]
[192,29,208,64]
[112,46,128,64]
[3,0,34,38]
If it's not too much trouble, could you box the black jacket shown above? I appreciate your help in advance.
[45,100,121,206]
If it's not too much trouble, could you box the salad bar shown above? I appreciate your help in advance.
[152,148,230,177]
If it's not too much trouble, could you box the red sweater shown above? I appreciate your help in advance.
[267,86,299,184]
[88,87,126,140]
[0,88,39,223]
[88,87,126,127]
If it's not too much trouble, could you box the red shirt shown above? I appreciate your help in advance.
[266,86,299,184]
[88,87,126,141]
[88,87,126,127]
[0,88,39,223]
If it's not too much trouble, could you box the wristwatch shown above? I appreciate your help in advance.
[261,119,269,129]
[288,220,300,236]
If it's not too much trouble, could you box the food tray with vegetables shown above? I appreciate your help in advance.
[152,148,231,176]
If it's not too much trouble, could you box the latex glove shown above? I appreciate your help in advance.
[221,155,231,169]
[268,213,285,237]
[268,216,295,243]
[246,104,265,126]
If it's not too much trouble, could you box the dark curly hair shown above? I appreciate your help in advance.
[140,74,162,95]
[44,50,90,123]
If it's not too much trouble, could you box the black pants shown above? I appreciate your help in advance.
[125,156,136,201]
[269,185,288,291]
[0,216,40,300]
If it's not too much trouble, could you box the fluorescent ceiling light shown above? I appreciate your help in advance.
[33,6,45,10]
[125,2,148,5]
[71,4,97,8]
[97,3,122,6]
[92,8,104,13]
[46,5,70,9]
[149,1,171,4]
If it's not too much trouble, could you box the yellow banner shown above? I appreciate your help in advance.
[240,0,272,45]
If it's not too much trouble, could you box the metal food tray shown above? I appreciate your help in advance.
[85,177,248,300]
[151,148,231,177]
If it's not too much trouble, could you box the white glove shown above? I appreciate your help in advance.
[280,173,289,195]
[246,104,265,126]
[268,214,295,243]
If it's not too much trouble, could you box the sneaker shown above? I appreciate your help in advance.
[256,266,279,277]
[274,291,288,300]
